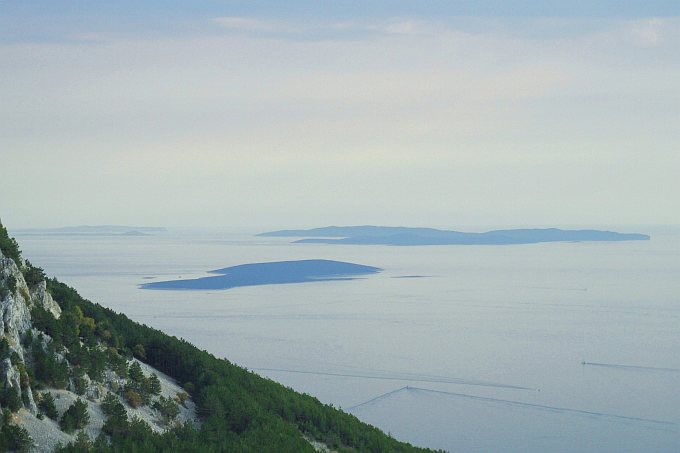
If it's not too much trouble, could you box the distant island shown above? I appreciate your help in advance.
[259,226,650,246]
[141,259,381,291]
[12,225,166,236]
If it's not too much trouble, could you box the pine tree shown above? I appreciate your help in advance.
[0,409,32,453]
[39,391,59,420]
[152,396,179,425]
[147,373,162,396]
[102,393,130,437]
[60,399,90,433]
[1,386,23,412]
[128,361,144,384]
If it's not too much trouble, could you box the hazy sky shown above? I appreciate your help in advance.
[1,2,679,229]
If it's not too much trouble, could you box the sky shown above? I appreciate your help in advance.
[1,2,679,230]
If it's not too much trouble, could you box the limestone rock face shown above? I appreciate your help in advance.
[30,280,62,320]
[1,357,16,389]
[0,249,38,414]
[1,255,32,350]
[0,242,200,447]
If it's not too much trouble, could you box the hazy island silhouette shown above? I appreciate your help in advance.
[259,226,650,246]
[140,259,381,291]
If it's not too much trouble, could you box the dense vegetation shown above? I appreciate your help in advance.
[38,391,59,420]
[0,409,32,452]
[0,219,46,290]
[0,222,442,452]
[60,398,90,433]
[47,277,440,452]
[0,221,21,264]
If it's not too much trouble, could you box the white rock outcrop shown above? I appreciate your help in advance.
[1,254,32,350]
[29,281,62,320]
[1,246,198,451]
[1,249,39,414]
[1,248,63,417]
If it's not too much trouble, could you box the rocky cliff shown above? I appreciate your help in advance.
[1,249,62,417]
[0,235,197,452]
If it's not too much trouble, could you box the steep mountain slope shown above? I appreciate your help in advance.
[1,223,198,451]
[0,222,442,453]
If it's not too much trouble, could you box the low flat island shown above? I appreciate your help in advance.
[140,259,381,291]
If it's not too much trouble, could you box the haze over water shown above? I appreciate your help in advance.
[12,227,680,452]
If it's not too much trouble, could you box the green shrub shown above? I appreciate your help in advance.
[175,391,189,407]
[22,261,45,288]
[9,351,21,366]
[39,392,59,420]
[145,373,161,396]
[0,338,9,360]
[182,381,195,394]
[1,386,23,412]
[128,361,144,384]
[74,376,87,396]
[73,431,92,450]
[152,395,179,424]
[102,393,129,437]
[31,341,70,389]
[21,329,33,348]
[0,221,21,264]
[133,343,146,360]
[107,348,128,379]
[0,409,32,453]
[124,389,143,408]
[6,275,17,296]
[102,393,120,416]
[60,399,90,433]
[17,363,30,390]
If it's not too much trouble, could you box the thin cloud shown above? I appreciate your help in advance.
[212,17,297,34]
[209,15,680,47]
[628,17,669,46]
[211,16,448,40]
[2,15,679,228]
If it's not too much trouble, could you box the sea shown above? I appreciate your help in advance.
[12,227,680,452]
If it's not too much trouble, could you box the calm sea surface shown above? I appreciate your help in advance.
[14,228,680,452]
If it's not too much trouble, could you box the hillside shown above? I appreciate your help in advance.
[0,221,442,452]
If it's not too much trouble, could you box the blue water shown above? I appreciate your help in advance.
[13,228,680,452]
